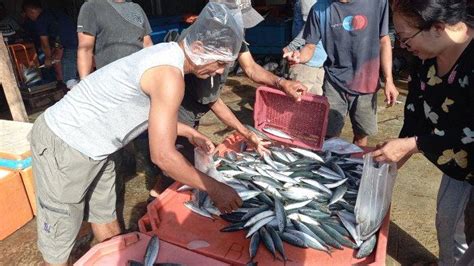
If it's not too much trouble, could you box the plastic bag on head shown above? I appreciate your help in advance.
[183,2,244,65]
[355,153,397,240]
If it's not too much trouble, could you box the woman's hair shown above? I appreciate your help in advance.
[392,0,474,29]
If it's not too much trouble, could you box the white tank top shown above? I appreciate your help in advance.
[45,42,184,160]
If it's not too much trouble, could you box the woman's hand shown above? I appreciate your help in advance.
[371,137,419,163]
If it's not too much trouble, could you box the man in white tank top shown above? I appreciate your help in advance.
[30,3,245,265]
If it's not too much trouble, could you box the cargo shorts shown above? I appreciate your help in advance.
[289,64,325,96]
[30,114,117,264]
[323,80,378,138]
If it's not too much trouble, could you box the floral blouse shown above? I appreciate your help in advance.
[399,41,474,183]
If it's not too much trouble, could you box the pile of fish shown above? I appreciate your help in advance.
[179,138,378,263]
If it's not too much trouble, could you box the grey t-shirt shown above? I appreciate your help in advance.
[44,43,184,160]
[77,0,152,69]
[177,28,249,126]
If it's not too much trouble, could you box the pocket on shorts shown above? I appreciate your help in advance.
[37,197,69,241]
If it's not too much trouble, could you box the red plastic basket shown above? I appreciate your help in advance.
[253,86,329,151]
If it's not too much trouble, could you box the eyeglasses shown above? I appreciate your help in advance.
[395,29,423,48]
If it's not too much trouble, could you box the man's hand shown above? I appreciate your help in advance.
[207,182,242,213]
[188,131,215,154]
[371,137,418,163]
[384,81,399,107]
[280,79,308,102]
[283,50,301,64]
[246,131,271,155]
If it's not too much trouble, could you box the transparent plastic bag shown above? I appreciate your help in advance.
[182,2,244,65]
[322,137,364,154]
[194,147,226,183]
[355,153,397,240]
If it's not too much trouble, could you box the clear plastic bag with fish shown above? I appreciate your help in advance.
[355,153,397,241]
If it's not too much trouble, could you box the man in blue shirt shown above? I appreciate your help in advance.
[284,0,327,95]
[22,0,78,84]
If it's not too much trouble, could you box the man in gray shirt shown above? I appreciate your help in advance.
[76,0,154,227]
[76,0,153,77]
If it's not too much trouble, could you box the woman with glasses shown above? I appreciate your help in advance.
[372,0,473,264]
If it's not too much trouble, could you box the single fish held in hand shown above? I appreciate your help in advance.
[263,127,293,140]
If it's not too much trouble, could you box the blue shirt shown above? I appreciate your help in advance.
[34,9,78,49]
[292,0,327,68]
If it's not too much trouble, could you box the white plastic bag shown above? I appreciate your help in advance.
[194,148,226,183]
[355,153,397,240]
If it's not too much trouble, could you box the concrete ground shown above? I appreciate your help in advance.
[0,75,441,265]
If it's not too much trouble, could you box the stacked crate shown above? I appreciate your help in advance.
[0,119,35,240]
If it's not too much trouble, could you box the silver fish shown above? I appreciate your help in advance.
[144,235,160,266]
[184,201,214,220]
[329,184,348,206]
[246,216,275,238]
[259,227,277,259]
[249,230,260,262]
[266,226,287,261]
[337,211,362,247]
[289,147,324,163]
[267,170,298,184]
[284,199,313,211]
[271,150,291,164]
[356,234,377,258]
[244,210,275,227]
[325,178,348,189]
[263,127,293,140]
[273,197,287,232]
[245,124,272,141]
[238,190,262,201]
[285,229,329,253]
[300,178,333,195]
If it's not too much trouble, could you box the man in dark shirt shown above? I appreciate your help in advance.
[22,0,78,84]
[76,0,153,78]
[149,0,309,197]
[284,0,399,146]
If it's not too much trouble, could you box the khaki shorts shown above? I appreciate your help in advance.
[289,64,325,95]
[30,114,116,264]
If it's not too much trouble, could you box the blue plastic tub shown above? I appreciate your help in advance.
[148,16,185,43]
[245,18,292,55]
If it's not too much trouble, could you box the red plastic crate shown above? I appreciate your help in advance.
[138,133,390,265]
[74,232,229,266]
[254,86,329,151]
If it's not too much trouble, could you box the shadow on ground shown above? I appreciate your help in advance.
[388,221,438,265]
